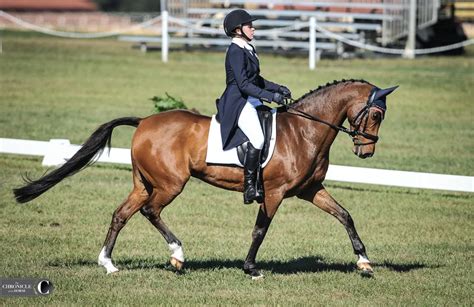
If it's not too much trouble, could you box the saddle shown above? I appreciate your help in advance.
[236,105,273,165]
[206,102,277,168]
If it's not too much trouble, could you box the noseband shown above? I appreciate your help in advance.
[284,88,383,145]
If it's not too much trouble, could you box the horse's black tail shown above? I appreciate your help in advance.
[13,117,142,203]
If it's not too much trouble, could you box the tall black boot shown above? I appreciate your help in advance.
[243,143,261,205]
[255,168,264,204]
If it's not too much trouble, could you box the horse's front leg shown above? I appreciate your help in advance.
[243,195,282,279]
[298,184,373,275]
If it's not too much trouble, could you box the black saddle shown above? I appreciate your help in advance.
[236,105,273,166]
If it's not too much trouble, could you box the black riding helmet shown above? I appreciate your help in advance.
[223,9,257,37]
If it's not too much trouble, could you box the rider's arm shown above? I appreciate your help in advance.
[256,76,280,92]
[228,47,274,102]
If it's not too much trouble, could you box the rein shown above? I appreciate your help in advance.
[282,96,380,144]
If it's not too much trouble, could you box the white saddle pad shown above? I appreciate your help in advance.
[205,110,277,168]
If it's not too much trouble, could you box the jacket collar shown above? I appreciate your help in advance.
[231,37,259,65]
[232,37,253,50]
[232,38,258,56]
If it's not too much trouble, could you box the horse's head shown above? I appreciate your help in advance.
[347,85,398,159]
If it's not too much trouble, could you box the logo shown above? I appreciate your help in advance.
[37,280,52,295]
[1,278,53,297]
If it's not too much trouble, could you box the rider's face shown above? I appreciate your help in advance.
[240,23,255,41]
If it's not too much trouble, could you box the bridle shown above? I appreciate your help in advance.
[283,88,384,145]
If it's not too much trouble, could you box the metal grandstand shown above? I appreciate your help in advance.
[134,0,441,54]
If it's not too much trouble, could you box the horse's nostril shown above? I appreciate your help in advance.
[353,146,361,156]
[360,152,373,159]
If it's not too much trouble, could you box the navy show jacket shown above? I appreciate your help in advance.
[216,41,280,150]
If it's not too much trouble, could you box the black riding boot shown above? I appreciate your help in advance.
[243,143,261,205]
[255,167,264,204]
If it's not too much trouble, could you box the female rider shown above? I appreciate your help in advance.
[217,9,292,204]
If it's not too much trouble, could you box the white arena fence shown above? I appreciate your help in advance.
[0,11,162,38]
[1,138,472,193]
[1,10,474,69]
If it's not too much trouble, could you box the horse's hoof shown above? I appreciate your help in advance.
[98,260,119,274]
[244,268,264,280]
[170,257,184,271]
[106,267,119,275]
[357,262,374,277]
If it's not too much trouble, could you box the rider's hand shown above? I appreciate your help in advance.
[278,85,292,98]
[272,92,284,105]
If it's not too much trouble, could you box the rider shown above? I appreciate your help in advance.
[217,9,292,204]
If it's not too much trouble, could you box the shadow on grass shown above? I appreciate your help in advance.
[47,257,169,270]
[377,261,433,272]
[186,256,355,274]
[47,256,432,274]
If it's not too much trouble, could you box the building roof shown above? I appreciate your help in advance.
[0,0,97,11]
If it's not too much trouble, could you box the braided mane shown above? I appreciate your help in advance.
[292,79,372,105]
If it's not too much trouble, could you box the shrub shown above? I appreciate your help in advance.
[151,93,187,113]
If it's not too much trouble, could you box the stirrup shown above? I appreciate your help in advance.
[243,190,262,205]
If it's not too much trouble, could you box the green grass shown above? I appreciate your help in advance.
[0,31,473,305]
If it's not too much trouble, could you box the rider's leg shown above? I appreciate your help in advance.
[238,97,264,204]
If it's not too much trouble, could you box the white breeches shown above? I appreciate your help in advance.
[238,97,264,150]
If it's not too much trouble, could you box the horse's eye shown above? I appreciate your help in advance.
[371,112,381,122]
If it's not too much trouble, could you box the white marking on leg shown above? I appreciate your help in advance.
[168,242,185,262]
[251,273,264,280]
[357,254,371,265]
[98,246,119,274]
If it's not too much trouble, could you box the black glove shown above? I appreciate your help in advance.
[278,85,292,98]
[272,92,284,105]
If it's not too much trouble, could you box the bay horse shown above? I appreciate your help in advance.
[13,79,397,279]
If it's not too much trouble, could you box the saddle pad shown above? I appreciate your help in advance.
[205,110,277,168]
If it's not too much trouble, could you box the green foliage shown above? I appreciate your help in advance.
[151,93,187,113]
[0,32,473,305]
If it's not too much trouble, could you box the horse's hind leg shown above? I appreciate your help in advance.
[98,183,149,274]
[140,189,186,271]
[298,184,373,275]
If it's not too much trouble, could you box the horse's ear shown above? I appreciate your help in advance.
[374,85,399,101]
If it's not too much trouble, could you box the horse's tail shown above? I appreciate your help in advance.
[13,117,142,203]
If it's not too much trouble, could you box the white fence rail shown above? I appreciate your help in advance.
[2,10,473,69]
[1,138,472,193]
[0,138,131,166]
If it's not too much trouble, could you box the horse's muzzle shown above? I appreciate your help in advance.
[353,145,374,159]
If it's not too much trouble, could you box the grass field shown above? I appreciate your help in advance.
[0,31,473,305]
